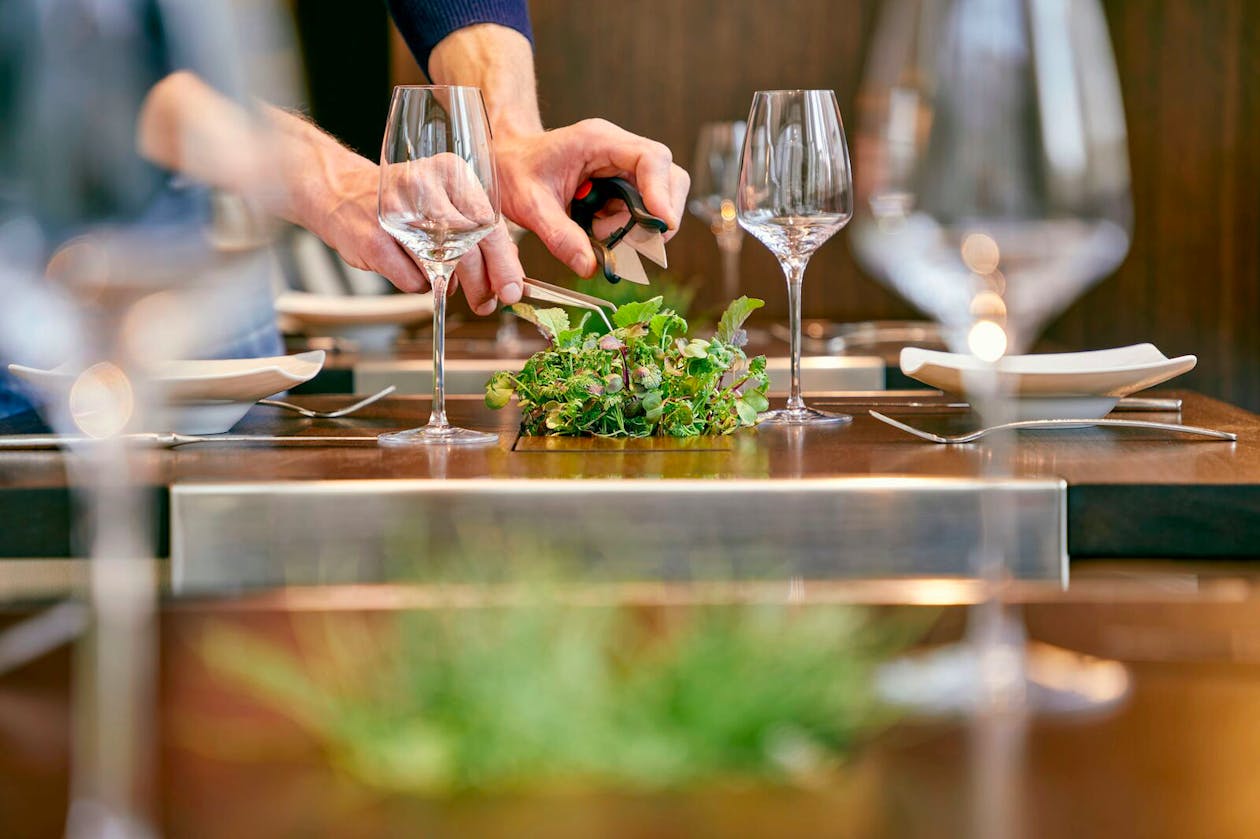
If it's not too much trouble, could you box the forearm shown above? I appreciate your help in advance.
[427,23,543,139]
[137,71,280,201]
[137,70,371,236]
[260,105,374,235]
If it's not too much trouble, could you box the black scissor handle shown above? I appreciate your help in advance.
[570,177,668,240]
[569,177,667,284]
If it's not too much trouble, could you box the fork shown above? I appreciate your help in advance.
[259,385,396,419]
[868,410,1237,444]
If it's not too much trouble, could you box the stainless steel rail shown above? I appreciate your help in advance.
[171,476,1067,591]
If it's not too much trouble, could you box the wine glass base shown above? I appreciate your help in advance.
[757,407,853,426]
[875,640,1131,717]
[378,425,499,447]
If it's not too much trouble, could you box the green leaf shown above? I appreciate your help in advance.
[681,339,709,359]
[612,296,665,328]
[485,371,514,410]
[556,312,592,348]
[742,391,770,413]
[716,296,765,345]
[556,328,584,348]
[735,399,759,426]
[641,391,663,423]
[649,312,687,341]
[510,303,570,342]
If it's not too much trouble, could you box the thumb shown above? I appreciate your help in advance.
[521,189,598,277]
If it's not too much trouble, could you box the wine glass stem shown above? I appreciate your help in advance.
[426,261,455,431]
[781,258,807,412]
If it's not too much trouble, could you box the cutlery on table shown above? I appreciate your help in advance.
[0,433,384,450]
[868,410,1236,444]
[259,385,396,418]
[813,397,1183,412]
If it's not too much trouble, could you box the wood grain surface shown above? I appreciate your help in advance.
[1,391,1257,558]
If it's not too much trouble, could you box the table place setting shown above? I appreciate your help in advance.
[867,343,1235,443]
[2,351,403,448]
[7,351,327,435]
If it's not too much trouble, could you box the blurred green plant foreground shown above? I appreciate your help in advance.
[199,598,923,796]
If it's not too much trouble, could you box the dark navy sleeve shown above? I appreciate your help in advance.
[385,0,533,79]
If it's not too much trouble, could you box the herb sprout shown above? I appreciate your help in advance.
[565,273,698,334]
[486,296,770,437]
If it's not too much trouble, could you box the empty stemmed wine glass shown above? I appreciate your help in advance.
[378,85,501,446]
[737,90,854,425]
[689,120,746,302]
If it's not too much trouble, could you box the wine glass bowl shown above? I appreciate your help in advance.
[851,0,1132,356]
[736,90,854,426]
[377,85,500,447]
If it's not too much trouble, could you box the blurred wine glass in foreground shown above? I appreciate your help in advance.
[0,1,296,835]
[689,120,746,303]
[853,10,1134,834]
[737,90,854,426]
[854,0,1133,757]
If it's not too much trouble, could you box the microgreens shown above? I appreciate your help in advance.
[487,296,770,437]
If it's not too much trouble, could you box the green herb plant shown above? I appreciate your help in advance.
[198,599,913,796]
[485,296,770,437]
[564,273,698,335]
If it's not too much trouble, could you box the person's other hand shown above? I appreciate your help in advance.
[495,119,690,277]
[284,118,523,313]
[379,153,523,314]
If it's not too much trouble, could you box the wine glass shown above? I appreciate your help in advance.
[853,0,1133,724]
[689,121,746,302]
[377,85,500,446]
[0,2,298,835]
[737,90,854,425]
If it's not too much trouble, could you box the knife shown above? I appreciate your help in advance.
[0,433,381,450]
[812,396,1182,413]
[569,177,669,285]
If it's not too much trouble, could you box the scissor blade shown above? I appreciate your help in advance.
[610,240,651,285]
[624,225,668,269]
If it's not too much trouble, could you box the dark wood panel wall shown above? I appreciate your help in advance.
[380,0,1260,409]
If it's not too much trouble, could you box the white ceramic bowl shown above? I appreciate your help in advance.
[900,344,1197,420]
[8,351,325,434]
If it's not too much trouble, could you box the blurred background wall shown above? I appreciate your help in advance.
[289,0,1260,410]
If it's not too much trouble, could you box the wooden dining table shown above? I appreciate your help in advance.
[0,389,1256,566]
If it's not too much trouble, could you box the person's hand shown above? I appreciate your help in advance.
[280,113,524,314]
[493,119,691,277]
[378,153,523,314]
